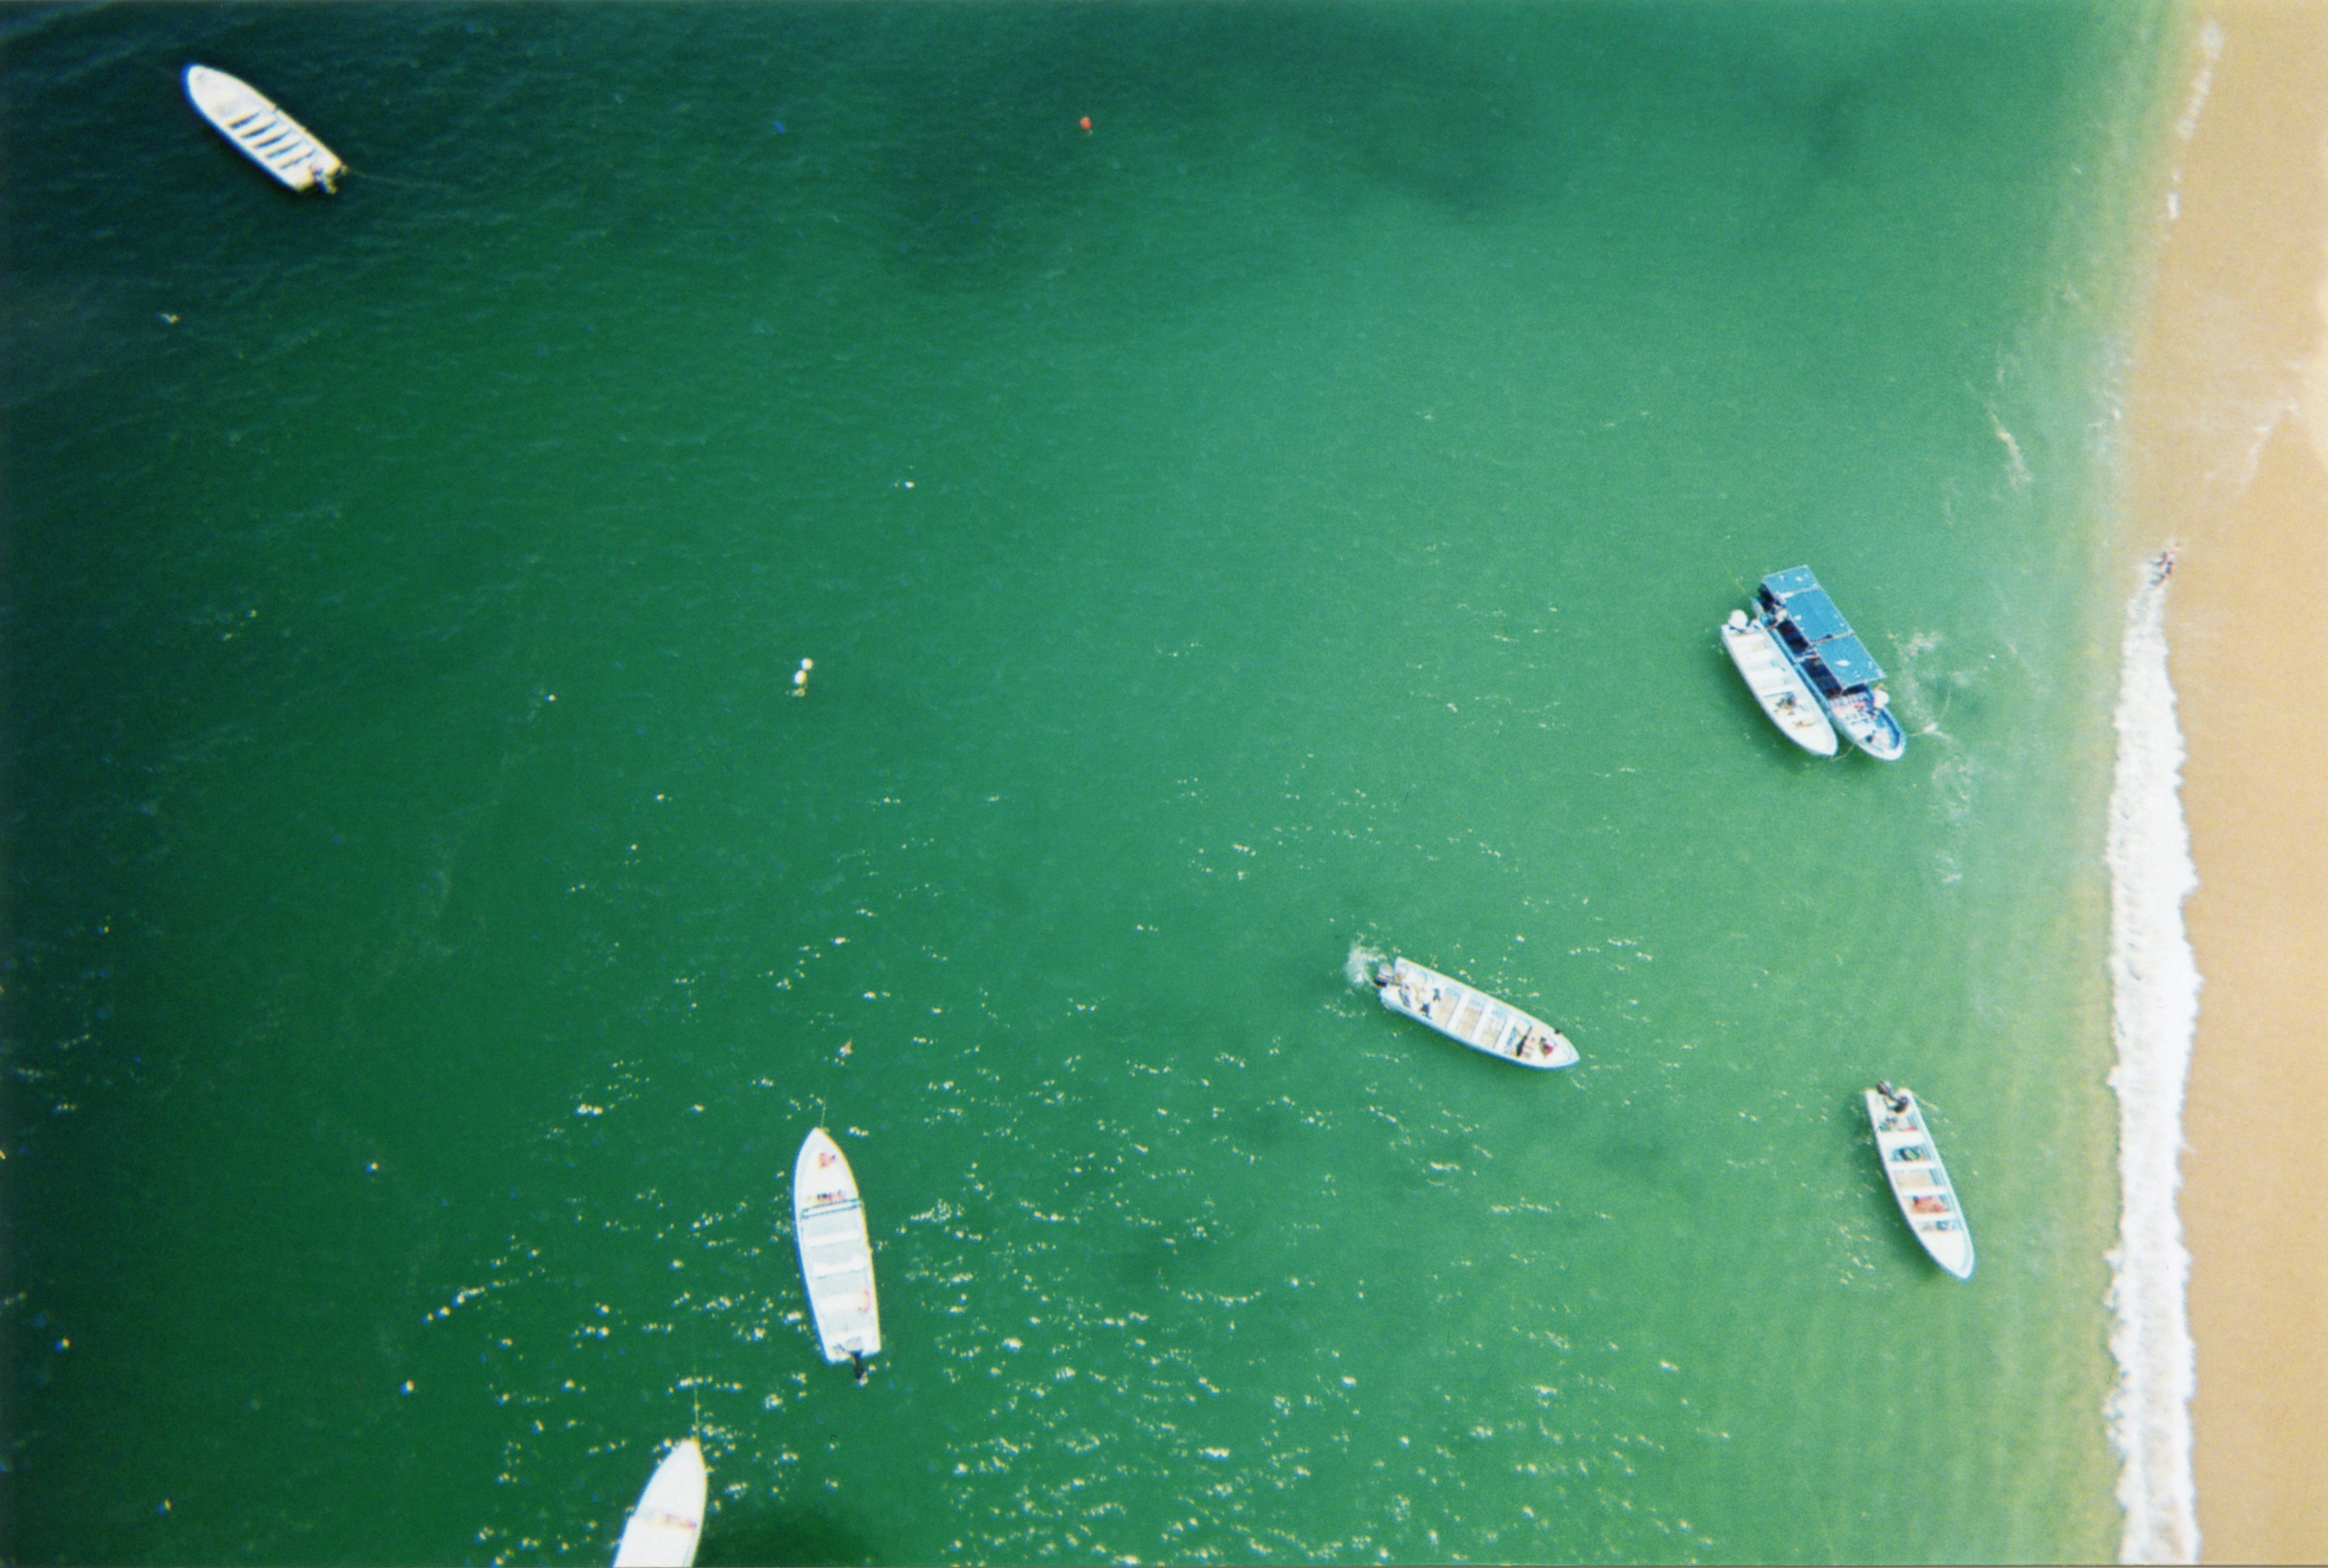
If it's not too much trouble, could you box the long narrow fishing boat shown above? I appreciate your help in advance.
[1864,1084,1974,1279]
[612,1438,706,1568]
[1745,567,1906,759]
[183,65,344,193]
[1721,609,1838,755]
[1371,957,1577,1069]
[792,1127,880,1375]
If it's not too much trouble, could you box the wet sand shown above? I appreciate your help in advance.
[2120,4,2328,1561]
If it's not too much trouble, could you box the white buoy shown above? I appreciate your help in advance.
[791,658,813,696]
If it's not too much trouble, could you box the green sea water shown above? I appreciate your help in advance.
[4,4,2174,1562]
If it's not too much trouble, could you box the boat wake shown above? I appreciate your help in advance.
[2102,547,2200,1566]
[1884,629,1956,741]
[1344,942,1385,990]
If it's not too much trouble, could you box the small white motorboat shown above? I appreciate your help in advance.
[612,1438,706,1568]
[1865,1084,1974,1279]
[792,1127,880,1375]
[183,64,344,193]
[1722,609,1838,755]
[1371,957,1577,1069]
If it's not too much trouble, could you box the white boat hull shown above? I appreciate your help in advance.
[792,1128,880,1364]
[1825,687,1908,761]
[183,65,343,193]
[1865,1088,1974,1279]
[1376,958,1577,1069]
[613,1438,706,1568]
[1721,617,1838,755]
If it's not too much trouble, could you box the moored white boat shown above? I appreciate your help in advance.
[792,1127,880,1374]
[612,1438,706,1568]
[1865,1084,1974,1279]
[183,64,344,193]
[1372,957,1577,1069]
[1722,610,1838,755]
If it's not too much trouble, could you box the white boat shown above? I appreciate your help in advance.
[1865,1084,1974,1279]
[1722,610,1838,756]
[792,1127,880,1373]
[183,65,344,193]
[1371,957,1577,1069]
[612,1438,706,1568]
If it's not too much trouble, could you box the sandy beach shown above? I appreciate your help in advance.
[2120,3,2328,1560]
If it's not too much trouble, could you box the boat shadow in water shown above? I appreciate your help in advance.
[1109,1216,1226,1294]
[697,1501,877,1567]
[1588,1129,1701,1202]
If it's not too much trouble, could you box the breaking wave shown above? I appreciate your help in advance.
[2102,550,2201,1566]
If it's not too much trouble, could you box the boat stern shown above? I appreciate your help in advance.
[1863,702,1908,761]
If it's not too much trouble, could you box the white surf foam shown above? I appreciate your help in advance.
[2173,21,2223,144]
[2102,550,2201,1565]
[1344,942,1385,990]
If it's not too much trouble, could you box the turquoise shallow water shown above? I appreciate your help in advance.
[5,4,2170,1562]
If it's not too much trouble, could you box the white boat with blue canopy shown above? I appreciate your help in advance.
[183,65,343,193]
[1371,957,1577,1069]
[1865,1083,1973,1279]
[1750,567,1905,759]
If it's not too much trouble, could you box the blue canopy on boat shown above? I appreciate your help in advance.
[1776,585,1853,643]
[1759,567,1886,686]
[1813,632,1885,688]
[1761,565,1822,599]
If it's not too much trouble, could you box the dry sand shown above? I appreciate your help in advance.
[2119,3,2328,1560]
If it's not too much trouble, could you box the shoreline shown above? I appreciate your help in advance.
[2118,4,2328,1562]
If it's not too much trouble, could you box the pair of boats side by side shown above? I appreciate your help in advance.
[1721,565,1907,760]
[614,1126,879,1566]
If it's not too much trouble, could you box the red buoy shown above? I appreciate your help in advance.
[1079,116,1092,132]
